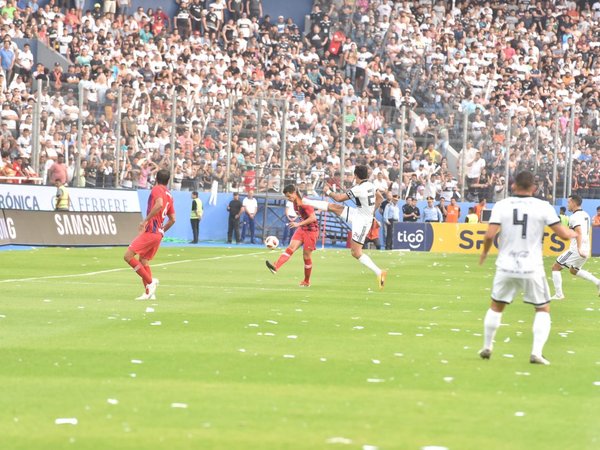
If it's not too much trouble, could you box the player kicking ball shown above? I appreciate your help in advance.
[478,171,576,365]
[301,165,387,289]
[266,184,318,287]
[124,169,176,300]
[550,194,600,300]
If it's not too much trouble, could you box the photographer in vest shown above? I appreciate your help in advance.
[190,191,203,244]
[54,179,69,211]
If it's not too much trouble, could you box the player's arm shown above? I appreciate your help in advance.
[479,223,500,265]
[550,222,578,245]
[141,197,163,229]
[324,183,350,202]
[374,189,383,212]
[163,211,176,233]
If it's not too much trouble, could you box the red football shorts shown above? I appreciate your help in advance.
[128,232,163,261]
[291,228,318,251]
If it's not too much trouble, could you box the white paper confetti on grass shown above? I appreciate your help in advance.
[129,373,137,378]
[320,358,327,362]
[503,354,514,358]
[283,354,295,359]
[238,348,246,353]
[107,398,119,405]
[593,381,600,386]
[55,418,78,425]
[367,378,385,383]
[150,321,161,326]
[443,377,454,383]
[515,372,530,376]
[287,335,298,339]
[363,445,379,450]
[247,323,259,327]
[422,447,449,450]
[326,437,353,444]
[131,359,143,364]
[353,326,364,330]
[266,320,278,324]
[372,359,381,365]
[145,307,154,313]
[171,403,188,409]
[387,332,402,336]
[514,411,525,417]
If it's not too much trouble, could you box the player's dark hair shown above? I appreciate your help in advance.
[155,169,170,185]
[560,206,566,213]
[514,171,534,190]
[569,194,582,206]
[283,184,297,195]
[192,191,198,196]
[354,165,369,180]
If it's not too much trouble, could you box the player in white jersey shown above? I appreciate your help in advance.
[550,195,600,299]
[301,165,387,289]
[478,171,576,365]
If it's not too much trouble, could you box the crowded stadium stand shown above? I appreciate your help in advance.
[0,0,598,206]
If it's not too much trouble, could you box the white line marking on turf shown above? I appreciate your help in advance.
[0,251,267,284]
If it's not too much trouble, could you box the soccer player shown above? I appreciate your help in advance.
[478,171,576,365]
[265,184,318,287]
[301,165,387,289]
[124,169,176,300]
[550,195,600,300]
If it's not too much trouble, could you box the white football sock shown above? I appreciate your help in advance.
[302,198,329,211]
[358,254,382,276]
[552,271,563,296]
[576,269,600,285]
[483,308,502,350]
[531,311,551,357]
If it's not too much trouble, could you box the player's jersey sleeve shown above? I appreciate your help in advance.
[165,191,175,216]
[488,200,504,224]
[346,185,358,202]
[542,202,560,226]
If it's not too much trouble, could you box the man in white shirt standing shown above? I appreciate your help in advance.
[478,171,576,365]
[241,190,258,244]
[550,194,600,299]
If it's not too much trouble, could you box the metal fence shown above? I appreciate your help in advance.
[5,80,594,204]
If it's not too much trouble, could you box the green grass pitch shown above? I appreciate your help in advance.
[1,246,600,450]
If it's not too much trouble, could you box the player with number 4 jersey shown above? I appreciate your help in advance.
[478,171,576,366]
[550,194,600,300]
[301,165,387,289]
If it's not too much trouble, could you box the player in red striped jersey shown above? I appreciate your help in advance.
[124,169,176,300]
[266,184,319,287]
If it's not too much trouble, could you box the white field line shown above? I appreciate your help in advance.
[0,251,269,284]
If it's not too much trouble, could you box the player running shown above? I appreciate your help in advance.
[478,171,576,365]
[550,194,600,299]
[301,164,387,289]
[124,169,176,300]
[266,184,318,287]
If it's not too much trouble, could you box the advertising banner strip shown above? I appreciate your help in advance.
[1,210,141,246]
[0,209,12,246]
[392,223,569,257]
[0,185,141,212]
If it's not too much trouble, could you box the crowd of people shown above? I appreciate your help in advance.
[0,0,599,203]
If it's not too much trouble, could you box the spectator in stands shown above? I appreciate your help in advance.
[402,196,419,222]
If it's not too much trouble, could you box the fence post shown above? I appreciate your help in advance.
[567,106,576,197]
[168,88,177,189]
[398,105,406,197]
[552,115,560,205]
[114,87,123,188]
[460,109,468,200]
[74,81,84,187]
[503,109,512,199]
[280,98,288,190]
[225,94,233,192]
[32,79,41,177]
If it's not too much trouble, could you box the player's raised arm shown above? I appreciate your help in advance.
[324,183,350,203]
[374,189,383,212]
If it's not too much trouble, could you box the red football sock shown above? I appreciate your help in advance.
[274,248,294,270]
[128,258,152,285]
[303,258,312,282]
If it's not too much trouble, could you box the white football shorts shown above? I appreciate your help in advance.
[555,250,587,270]
[342,206,372,245]
[491,270,551,306]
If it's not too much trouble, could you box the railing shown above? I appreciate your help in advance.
[0,80,593,204]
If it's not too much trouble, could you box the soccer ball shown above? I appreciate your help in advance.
[264,236,279,249]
